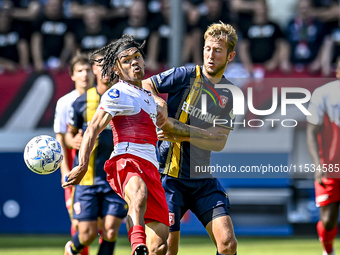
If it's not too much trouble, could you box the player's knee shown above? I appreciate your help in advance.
[149,242,167,255]
[103,228,118,242]
[218,236,237,255]
[322,218,337,231]
[80,227,98,245]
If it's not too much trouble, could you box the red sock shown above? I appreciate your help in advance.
[71,225,89,255]
[99,229,103,244]
[317,220,338,254]
[128,225,147,254]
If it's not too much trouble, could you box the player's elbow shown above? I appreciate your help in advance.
[213,141,227,152]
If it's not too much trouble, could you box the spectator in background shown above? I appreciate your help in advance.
[230,0,257,35]
[111,0,158,61]
[183,0,231,65]
[1,0,41,21]
[319,10,340,76]
[284,0,326,73]
[31,0,75,71]
[0,7,29,72]
[238,0,287,75]
[67,0,108,19]
[105,0,131,20]
[143,0,171,71]
[73,7,114,53]
[312,0,338,29]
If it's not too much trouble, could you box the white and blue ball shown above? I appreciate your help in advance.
[24,135,63,175]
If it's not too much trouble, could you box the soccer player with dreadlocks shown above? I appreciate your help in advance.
[63,34,170,255]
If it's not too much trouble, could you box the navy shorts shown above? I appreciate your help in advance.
[73,183,127,221]
[161,175,230,232]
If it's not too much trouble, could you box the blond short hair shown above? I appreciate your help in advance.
[204,21,238,54]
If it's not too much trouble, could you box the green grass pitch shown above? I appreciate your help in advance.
[0,235,337,255]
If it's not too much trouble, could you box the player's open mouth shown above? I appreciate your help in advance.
[208,62,215,67]
[133,66,141,73]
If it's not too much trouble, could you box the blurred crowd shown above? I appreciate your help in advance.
[1,0,340,76]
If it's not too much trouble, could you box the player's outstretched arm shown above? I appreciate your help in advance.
[56,133,71,185]
[62,109,112,188]
[158,126,230,152]
[162,117,227,139]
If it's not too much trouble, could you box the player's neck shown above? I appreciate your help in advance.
[122,79,142,88]
[76,86,88,96]
[97,82,111,95]
[202,66,224,84]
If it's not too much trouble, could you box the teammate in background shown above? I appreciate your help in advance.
[307,58,340,255]
[63,51,127,255]
[54,54,94,255]
[63,34,169,255]
[143,22,238,255]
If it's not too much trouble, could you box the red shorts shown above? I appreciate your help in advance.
[315,178,340,207]
[104,153,169,227]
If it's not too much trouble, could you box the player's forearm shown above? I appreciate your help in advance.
[78,127,98,169]
[162,117,213,138]
[188,136,227,152]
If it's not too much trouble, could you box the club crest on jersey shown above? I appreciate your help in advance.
[219,95,228,108]
[108,88,120,99]
[169,212,175,226]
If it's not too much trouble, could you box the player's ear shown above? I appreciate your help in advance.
[227,51,236,63]
[113,66,119,76]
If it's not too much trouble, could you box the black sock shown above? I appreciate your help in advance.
[71,232,86,254]
[216,252,237,255]
[98,239,116,255]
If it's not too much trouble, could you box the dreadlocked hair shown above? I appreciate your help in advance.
[90,34,146,83]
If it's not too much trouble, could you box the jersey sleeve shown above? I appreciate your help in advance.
[150,67,191,94]
[307,87,325,125]
[53,98,68,134]
[99,87,135,117]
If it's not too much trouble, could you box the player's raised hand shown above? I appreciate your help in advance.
[62,165,87,188]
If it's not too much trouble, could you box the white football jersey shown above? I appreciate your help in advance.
[54,90,80,134]
[307,80,340,165]
[99,80,158,167]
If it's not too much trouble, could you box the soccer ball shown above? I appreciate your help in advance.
[23,135,63,175]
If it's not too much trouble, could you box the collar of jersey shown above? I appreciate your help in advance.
[119,79,151,95]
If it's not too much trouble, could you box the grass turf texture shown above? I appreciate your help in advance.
[0,235,337,255]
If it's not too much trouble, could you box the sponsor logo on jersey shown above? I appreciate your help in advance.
[181,101,220,124]
[161,68,175,77]
[108,88,120,99]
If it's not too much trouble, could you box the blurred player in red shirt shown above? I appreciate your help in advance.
[307,58,340,255]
